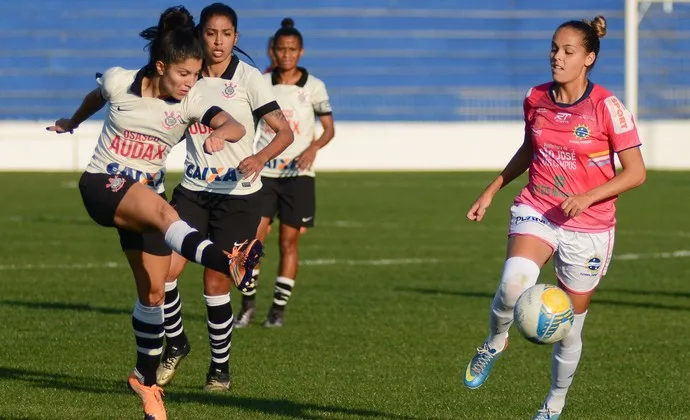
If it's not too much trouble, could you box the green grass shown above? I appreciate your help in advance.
[0,171,689,419]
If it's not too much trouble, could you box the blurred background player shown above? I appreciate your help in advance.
[45,6,261,419]
[156,2,293,392]
[461,16,646,420]
[264,36,278,74]
[234,18,335,329]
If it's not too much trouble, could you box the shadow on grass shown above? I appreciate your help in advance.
[0,299,132,316]
[393,287,494,299]
[0,366,127,396]
[0,300,206,321]
[395,287,690,311]
[596,287,690,299]
[168,391,422,419]
[0,366,422,419]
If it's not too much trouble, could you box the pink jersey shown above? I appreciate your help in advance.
[515,82,641,232]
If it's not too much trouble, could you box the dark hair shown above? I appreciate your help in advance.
[557,15,607,71]
[139,6,203,75]
[198,2,238,30]
[196,2,257,68]
[273,18,303,49]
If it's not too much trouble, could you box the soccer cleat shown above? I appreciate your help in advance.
[533,404,562,420]
[226,240,264,294]
[156,340,191,386]
[128,370,167,420]
[262,305,285,328]
[233,298,256,329]
[203,368,231,392]
[463,339,507,389]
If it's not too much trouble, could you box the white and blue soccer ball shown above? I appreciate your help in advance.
[514,284,574,344]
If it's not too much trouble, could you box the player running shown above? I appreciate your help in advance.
[461,16,646,420]
[46,6,262,419]
[156,2,293,392]
[234,18,335,329]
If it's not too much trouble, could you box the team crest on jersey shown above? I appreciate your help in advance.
[105,176,126,192]
[586,256,602,272]
[573,124,590,139]
[297,90,309,104]
[161,111,181,130]
[222,82,238,99]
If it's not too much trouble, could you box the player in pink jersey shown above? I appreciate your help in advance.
[461,16,646,420]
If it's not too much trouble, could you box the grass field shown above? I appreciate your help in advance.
[0,171,689,419]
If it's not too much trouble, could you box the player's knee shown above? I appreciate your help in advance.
[136,281,164,306]
[147,289,165,307]
[166,257,186,281]
[559,332,583,352]
[559,311,587,349]
[203,270,230,295]
[157,202,179,228]
[279,233,298,255]
[495,256,541,308]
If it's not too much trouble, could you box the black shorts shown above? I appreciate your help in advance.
[170,185,262,250]
[79,171,134,228]
[78,171,171,256]
[260,176,315,228]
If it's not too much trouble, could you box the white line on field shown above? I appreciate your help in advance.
[2,215,690,239]
[300,257,454,266]
[0,250,689,271]
[614,250,690,261]
[321,221,690,237]
[0,262,122,270]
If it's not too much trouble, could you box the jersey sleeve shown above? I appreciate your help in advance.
[600,95,641,152]
[180,85,223,127]
[96,67,127,101]
[247,68,280,121]
[310,79,332,116]
[523,87,534,133]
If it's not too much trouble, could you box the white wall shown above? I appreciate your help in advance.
[0,120,687,171]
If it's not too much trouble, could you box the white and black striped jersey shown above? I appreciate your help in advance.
[180,56,279,195]
[256,68,332,178]
[85,67,221,193]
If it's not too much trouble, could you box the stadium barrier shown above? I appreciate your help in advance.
[0,120,687,171]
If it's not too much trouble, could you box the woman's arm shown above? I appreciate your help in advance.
[561,146,646,217]
[296,114,335,170]
[254,108,294,164]
[46,88,107,133]
[467,133,533,221]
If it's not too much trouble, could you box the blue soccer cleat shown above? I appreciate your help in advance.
[533,404,562,420]
[463,339,506,389]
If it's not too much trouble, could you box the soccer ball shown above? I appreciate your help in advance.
[514,284,574,344]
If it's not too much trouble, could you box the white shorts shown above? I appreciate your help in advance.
[508,204,615,294]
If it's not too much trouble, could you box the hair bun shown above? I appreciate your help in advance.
[281,18,295,29]
[160,6,195,33]
[139,6,195,45]
[586,15,607,39]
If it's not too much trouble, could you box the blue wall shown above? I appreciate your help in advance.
[1,1,688,121]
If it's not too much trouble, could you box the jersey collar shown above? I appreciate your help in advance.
[129,67,180,103]
[200,55,240,80]
[548,80,594,108]
[130,67,146,96]
[271,67,309,87]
